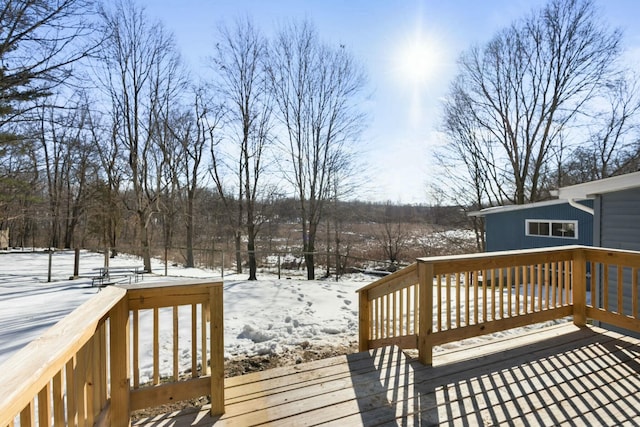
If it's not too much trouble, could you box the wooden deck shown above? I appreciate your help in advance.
[133,322,640,426]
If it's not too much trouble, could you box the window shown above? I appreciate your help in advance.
[528,221,549,236]
[526,220,577,239]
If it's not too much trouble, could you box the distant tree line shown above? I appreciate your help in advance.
[0,0,370,279]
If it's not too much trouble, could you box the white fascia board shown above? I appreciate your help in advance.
[467,199,573,217]
[558,171,640,199]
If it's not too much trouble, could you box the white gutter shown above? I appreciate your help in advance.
[568,198,594,215]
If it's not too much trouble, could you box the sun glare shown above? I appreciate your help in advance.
[394,32,443,88]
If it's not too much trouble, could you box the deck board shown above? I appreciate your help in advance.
[134,323,640,426]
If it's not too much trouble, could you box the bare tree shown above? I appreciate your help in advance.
[374,202,410,265]
[0,0,99,244]
[85,101,125,257]
[0,0,98,126]
[268,20,366,280]
[440,0,621,205]
[152,75,192,269]
[166,88,223,268]
[210,18,273,280]
[547,72,640,189]
[35,95,96,248]
[586,73,640,179]
[435,86,490,250]
[0,127,35,235]
[97,0,185,272]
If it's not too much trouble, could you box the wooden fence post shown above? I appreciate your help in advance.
[573,249,587,327]
[418,261,434,366]
[109,297,130,426]
[210,284,225,415]
[358,289,370,352]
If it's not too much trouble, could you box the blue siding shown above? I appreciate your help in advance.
[485,200,594,252]
[595,188,640,337]
[600,188,640,251]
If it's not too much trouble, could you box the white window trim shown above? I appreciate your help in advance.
[525,219,579,239]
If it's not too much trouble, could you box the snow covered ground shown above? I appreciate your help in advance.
[0,249,370,380]
[0,249,572,383]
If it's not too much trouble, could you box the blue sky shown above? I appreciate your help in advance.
[141,0,640,204]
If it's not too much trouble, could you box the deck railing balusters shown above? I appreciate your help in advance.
[617,265,623,315]
[0,281,224,426]
[357,246,640,366]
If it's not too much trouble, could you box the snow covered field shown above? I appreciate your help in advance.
[0,249,370,381]
[0,249,571,383]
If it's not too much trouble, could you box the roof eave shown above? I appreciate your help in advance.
[558,171,640,199]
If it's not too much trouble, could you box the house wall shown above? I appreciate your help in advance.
[596,187,640,327]
[484,200,594,252]
[598,187,640,251]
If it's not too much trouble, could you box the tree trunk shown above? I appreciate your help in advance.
[50,223,59,249]
[234,231,242,274]
[65,205,81,249]
[139,212,152,273]
[471,216,486,252]
[64,221,74,249]
[334,226,341,279]
[110,225,118,258]
[304,250,314,280]
[185,222,194,268]
[185,194,195,268]
[247,232,257,281]
[325,220,330,278]
[304,222,317,280]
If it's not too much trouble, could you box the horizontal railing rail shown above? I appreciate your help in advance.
[0,287,125,427]
[0,280,224,427]
[358,245,640,365]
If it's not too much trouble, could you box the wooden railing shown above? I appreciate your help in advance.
[0,280,224,427]
[358,246,640,365]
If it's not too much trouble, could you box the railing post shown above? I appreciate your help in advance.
[109,296,130,426]
[573,249,587,327]
[210,284,225,415]
[358,289,371,352]
[418,261,434,366]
